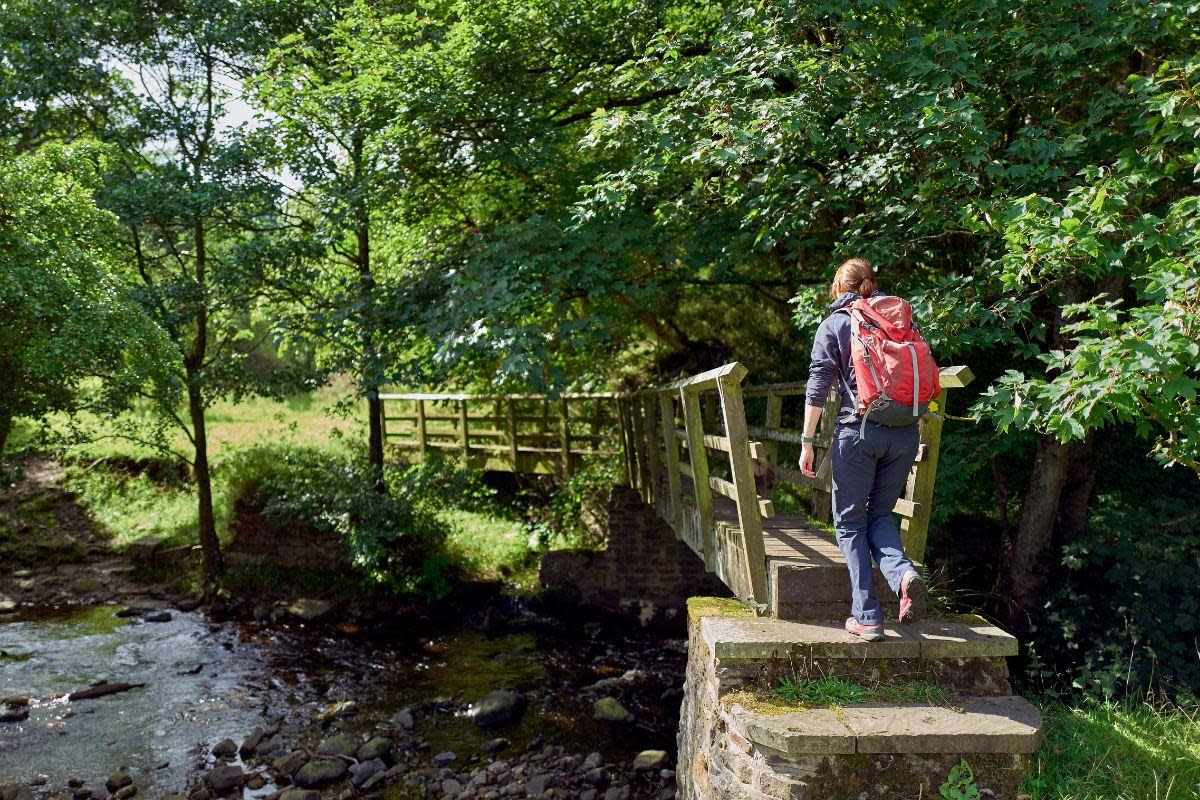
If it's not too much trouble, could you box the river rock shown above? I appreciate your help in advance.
[356,736,392,761]
[317,700,356,725]
[593,697,633,723]
[205,765,244,793]
[294,759,347,788]
[433,751,457,766]
[287,598,334,622]
[69,681,145,702]
[525,775,552,796]
[240,725,274,756]
[212,739,237,758]
[0,596,16,614]
[255,733,284,757]
[0,788,34,800]
[143,610,172,623]
[115,785,138,800]
[390,708,415,730]
[441,779,462,796]
[603,787,630,800]
[105,773,133,793]
[633,750,668,771]
[2,697,29,709]
[580,791,597,800]
[317,732,359,757]
[349,758,386,788]
[481,737,510,754]
[279,791,319,800]
[271,750,308,776]
[0,708,28,723]
[470,690,527,728]
[245,774,266,790]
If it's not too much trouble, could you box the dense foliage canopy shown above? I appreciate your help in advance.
[1,0,1197,692]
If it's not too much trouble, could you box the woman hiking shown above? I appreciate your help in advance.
[798,258,936,642]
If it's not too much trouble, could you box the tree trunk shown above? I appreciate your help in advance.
[1002,432,1072,627]
[189,214,222,585]
[1053,432,1106,552]
[352,130,385,491]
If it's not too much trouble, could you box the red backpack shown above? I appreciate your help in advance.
[838,295,940,430]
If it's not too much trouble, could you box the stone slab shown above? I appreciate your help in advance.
[701,617,920,661]
[700,615,1017,663]
[734,696,1041,756]
[906,621,1019,658]
[843,696,1043,754]
[726,705,856,755]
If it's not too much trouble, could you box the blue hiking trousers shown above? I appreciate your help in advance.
[830,421,920,625]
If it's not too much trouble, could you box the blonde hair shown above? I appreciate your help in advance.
[830,257,878,301]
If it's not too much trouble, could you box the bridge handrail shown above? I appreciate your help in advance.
[379,361,973,612]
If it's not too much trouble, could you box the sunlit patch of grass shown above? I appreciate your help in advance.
[439,507,535,585]
[63,463,214,550]
[1024,694,1200,800]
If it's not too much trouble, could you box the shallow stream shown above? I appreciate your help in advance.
[0,603,686,793]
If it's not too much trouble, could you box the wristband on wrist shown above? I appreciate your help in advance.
[801,435,816,444]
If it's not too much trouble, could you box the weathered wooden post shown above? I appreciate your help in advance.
[416,399,428,458]
[717,367,770,609]
[458,398,470,468]
[659,392,684,537]
[506,398,519,471]
[681,387,715,572]
[558,398,571,476]
[763,391,782,472]
[900,366,974,562]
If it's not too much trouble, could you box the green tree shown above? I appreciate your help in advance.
[0,142,163,454]
[97,0,296,584]
[252,2,407,486]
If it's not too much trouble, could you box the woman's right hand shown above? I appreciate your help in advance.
[799,443,815,477]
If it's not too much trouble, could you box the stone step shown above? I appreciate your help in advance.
[769,559,900,620]
[702,615,1018,661]
[726,694,1043,756]
[701,615,1018,696]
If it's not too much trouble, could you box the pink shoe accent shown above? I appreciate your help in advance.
[844,616,886,642]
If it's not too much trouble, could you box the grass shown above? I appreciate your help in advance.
[1025,694,1200,800]
[439,507,537,586]
[776,674,949,708]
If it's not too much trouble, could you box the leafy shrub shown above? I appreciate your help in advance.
[1025,493,1200,697]
[525,458,622,550]
[236,445,451,597]
[394,456,497,514]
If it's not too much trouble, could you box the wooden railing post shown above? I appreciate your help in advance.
[810,387,840,523]
[506,398,519,471]
[632,397,651,503]
[658,392,684,538]
[416,399,428,458]
[762,392,782,492]
[900,366,974,563]
[717,368,770,608]
[681,386,715,572]
[558,398,571,476]
[644,394,662,503]
[458,398,470,467]
[616,397,633,487]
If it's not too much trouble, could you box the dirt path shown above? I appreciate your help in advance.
[0,455,182,612]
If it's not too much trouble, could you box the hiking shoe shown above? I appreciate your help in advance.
[844,617,886,642]
[899,570,928,623]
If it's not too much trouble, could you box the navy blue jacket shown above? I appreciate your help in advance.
[805,291,885,423]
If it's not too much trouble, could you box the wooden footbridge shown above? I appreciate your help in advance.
[380,361,973,618]
[382,364,1044,794]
